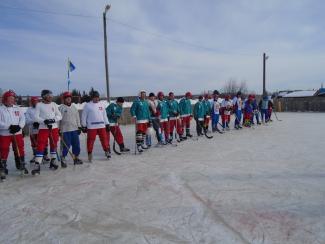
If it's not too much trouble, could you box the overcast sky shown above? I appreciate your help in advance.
[0,0,324,96]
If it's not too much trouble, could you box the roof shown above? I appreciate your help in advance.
[277,91,290,97]
[283,90,316,98]
[316,88,325,96]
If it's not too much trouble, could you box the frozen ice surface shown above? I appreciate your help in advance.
[0,112,325,243]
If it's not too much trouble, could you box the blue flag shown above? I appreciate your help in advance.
[69,60,76,72]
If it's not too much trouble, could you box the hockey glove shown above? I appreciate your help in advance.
[9,125,21,134]
[77,127,82,135]
[81,127,88,133]
[105,124,111,132]
[33,122,39,129]
[44,119,55,125]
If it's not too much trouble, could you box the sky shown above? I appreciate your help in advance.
[0,0,324,96]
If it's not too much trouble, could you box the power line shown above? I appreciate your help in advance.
[0,5,97,18]
[0,4,258,56]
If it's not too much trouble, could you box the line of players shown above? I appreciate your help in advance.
[130,90,273,152]
[0,89,130,180]
[0,89,273,181]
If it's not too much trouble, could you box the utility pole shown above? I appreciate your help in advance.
[263,53,269,96]
[103,4,111,101]
[263,53,266,96]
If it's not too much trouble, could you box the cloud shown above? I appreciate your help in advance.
[0,0,324,96]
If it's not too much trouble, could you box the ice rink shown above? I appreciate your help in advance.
[0,112,324,244]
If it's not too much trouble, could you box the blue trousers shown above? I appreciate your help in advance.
[211,113,220,130]
[61,130,80,157]
[251,111,260,124]
[234,110,242,126]
[261,109,268,122]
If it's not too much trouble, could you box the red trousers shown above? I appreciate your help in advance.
[204,116,210,128]
[181,116,191,129]
[30,134,37,149]
[30,134,49,149]
[268,108,273,119]
[244,112,252,120]
[160,121,170,140]
[0,134,24,160]
[36,128,59,157]
[87,128,109,153]
[107,125,124,145]
[136,123,148,134]
[222,114,231,123]
[169,119,183,135]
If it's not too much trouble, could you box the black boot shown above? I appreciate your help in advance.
[88,153,93,162]
[31,163,40,175]
[105,150,111,159]
[170,134,173,142]
[49,158,59,170]
[180,134,187,140]
[119,143,130,152]
[14,156,21,170]
[0,160,6,181]
[186,128,193,138]
[19,157,29,175]
[42,155,50,164]
[2,161,8,175]
[73,157,83,165]
[61,157,67,168]
[30,156,36,164]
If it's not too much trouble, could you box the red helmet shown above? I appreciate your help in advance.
[252,94,256,98]
[62,91,72,98]
[185,92,192,98]
[248,94,254,100]
[157,91,164,98]
[2,90,16,104]
[30,96,39,104]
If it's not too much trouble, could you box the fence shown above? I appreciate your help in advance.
[274,97,325,112]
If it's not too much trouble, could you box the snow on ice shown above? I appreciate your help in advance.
[0,112,324,243]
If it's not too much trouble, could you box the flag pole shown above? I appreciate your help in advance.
[67,58,70,91]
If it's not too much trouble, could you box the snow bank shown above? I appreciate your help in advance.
[283,90,316,97]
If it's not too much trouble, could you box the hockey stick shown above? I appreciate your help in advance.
[233,112,242,129]
[273,110,282,121]
[174,131,181,143]
[111,126,121,155]
[217,122,225,132]
[203,119,213,139]
[12,134,23,173]
[204,131,213,139]
[59,133,76,160]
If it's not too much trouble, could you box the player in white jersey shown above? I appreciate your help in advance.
[0,90,28,181]
[31,90,62,175]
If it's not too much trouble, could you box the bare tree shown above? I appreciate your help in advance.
[222,79,248,96]
[239,80,248,95]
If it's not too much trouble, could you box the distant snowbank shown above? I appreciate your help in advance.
[283,90,316,98]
